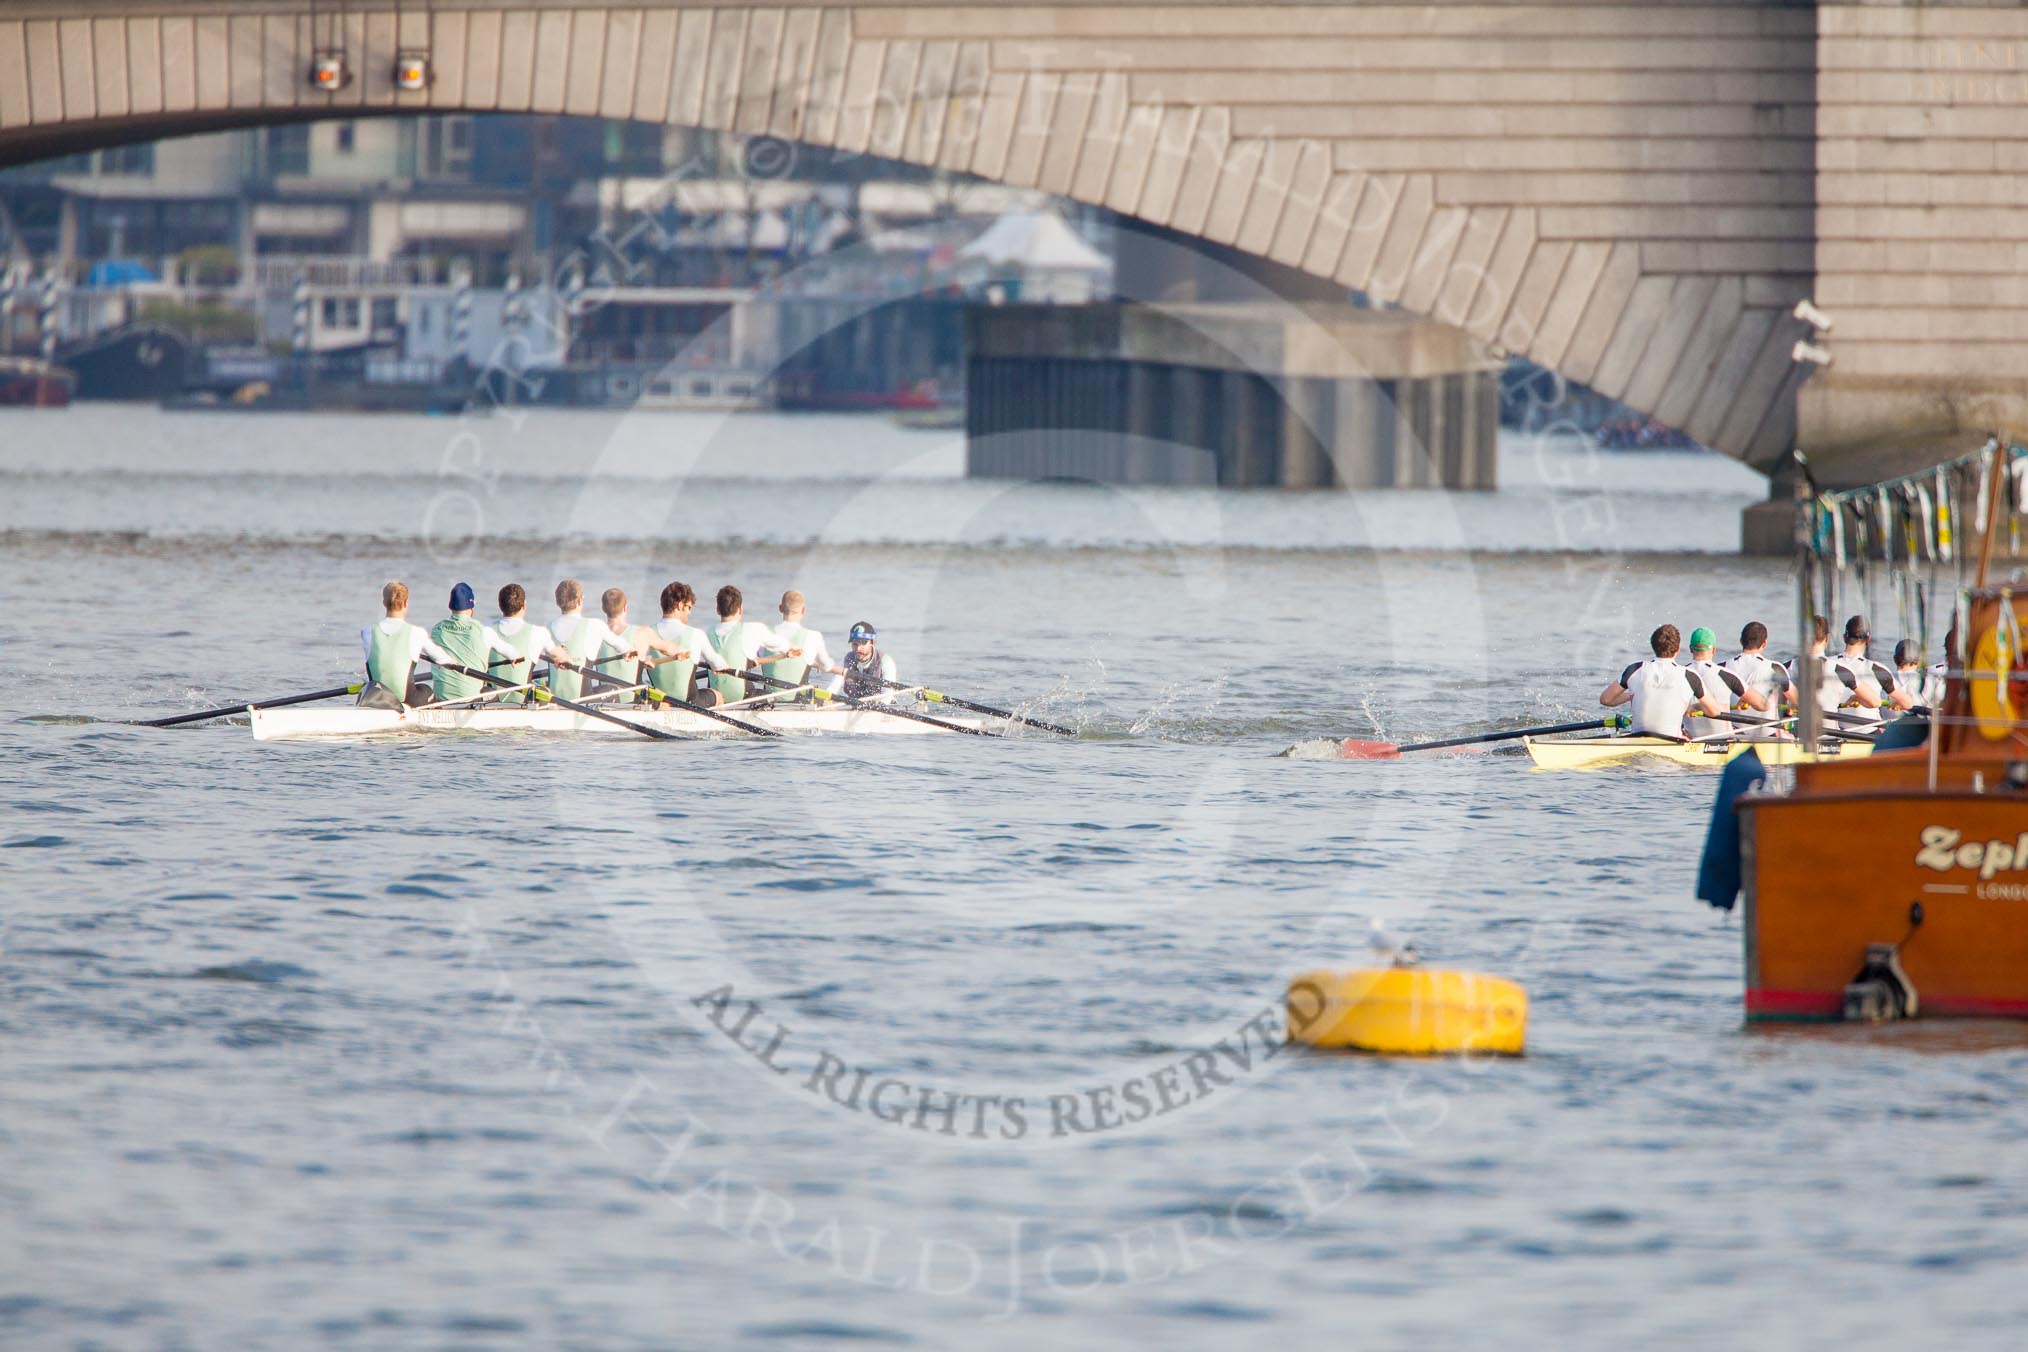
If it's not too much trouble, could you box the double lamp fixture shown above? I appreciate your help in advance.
[309,49,432,93]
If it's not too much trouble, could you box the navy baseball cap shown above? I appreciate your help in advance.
[449,582,476,611]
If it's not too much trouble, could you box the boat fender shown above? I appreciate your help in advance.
[1287,969,1527,1056]
[1694,748,1767,912]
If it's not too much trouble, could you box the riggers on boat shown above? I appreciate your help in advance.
[1524,734,1874,772]
[248,704,994,741]
[1728,440,2028,1023]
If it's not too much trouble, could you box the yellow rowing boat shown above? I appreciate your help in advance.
[1523,735,1876,771]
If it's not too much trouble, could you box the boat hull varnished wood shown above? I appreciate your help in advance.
[1742,763,2028,1019]
[248,704,995,740]
[1524,734,1874,771]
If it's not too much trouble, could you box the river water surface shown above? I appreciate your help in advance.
[4,406,2026,1349]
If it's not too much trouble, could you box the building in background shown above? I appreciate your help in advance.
[0,116,1106,412]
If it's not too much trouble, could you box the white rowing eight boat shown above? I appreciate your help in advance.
[249,704,995,741]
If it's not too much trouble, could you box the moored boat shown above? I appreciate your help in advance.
[249,702,995,741]
[1729,439,2028,1022]
[0,354,76,407]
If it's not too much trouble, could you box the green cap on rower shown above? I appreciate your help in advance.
[1689,626,1716,652]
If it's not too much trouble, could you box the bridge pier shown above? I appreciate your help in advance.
[965,301,1498,491]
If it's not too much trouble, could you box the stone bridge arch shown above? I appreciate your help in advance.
[0,2,1828,467]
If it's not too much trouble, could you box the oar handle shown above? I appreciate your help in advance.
[429,659,689,742]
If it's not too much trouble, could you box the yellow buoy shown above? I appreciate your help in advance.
[1287,968,1527,1056]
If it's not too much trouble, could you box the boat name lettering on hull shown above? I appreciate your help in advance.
[1917,826,2028,881]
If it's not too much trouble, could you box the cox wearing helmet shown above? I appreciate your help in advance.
[840,621,899,702]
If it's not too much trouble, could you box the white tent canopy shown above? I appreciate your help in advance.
[958,211,1109,273]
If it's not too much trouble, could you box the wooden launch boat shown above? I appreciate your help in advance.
[0,354,75,407]
[1736,442,2028,1021]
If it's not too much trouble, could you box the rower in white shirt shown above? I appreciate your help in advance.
[704,585,802,707]
[1598,623,1725,738]
[1720,620,1796,740]
[647,581,715,706]
[360,580,458,708]
[490,583,574,706]
[425,581,539,705]
[1829,614,1914,728]
[593,587,691,705]
[1681,625,1757,740]
[547,578,645,701]
[1930,623,1960,710]
[771,589,846,702]
[1788,615,1849,720]
[1722,622,1794,708]
[1894,639,1945,711]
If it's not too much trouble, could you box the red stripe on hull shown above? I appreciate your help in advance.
[1747,987,2028,1020]
[1746,988,1841,1019]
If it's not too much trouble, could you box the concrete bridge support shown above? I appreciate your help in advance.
[965,301,1499,489]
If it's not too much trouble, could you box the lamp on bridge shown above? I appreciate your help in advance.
[309,50,351,93]
[1791,298,1834,367]
[1793,299,1835,334]
[394,51,432,92]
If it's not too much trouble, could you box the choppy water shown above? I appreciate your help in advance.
[5,406,2026,1349]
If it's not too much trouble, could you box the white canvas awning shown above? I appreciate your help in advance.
[958,211,1109,273]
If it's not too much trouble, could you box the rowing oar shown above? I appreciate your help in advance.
[1339,717,1618,760]
[729,668,1000,737]
[140,682,367,728]
[1710,710,1876,744]
[717,683,817,710]
[558,660,780,738]
[848,672,1077,737]
[427,659,689,742]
